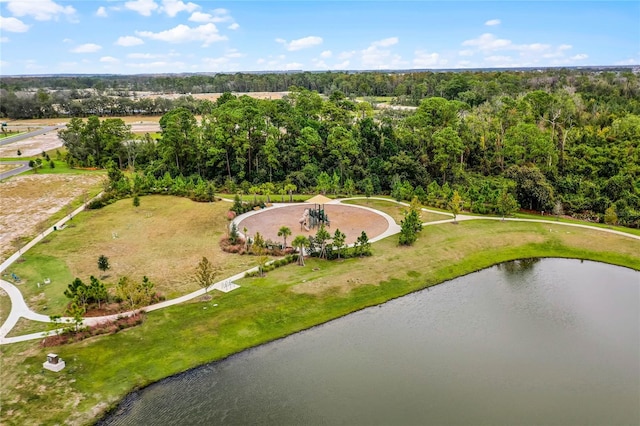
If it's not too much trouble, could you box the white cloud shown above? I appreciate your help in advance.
[71,43,102,53]
[615,58,639,65]
[338,51,356,60]
[127,51,181,59]
[333,60,350,69]
[201,50,244,71]
[125,61,187,71]
[485,19,501,26]
[256,58,265,65]
[96,6,108,17]
[0,15,30,32]
[284,62,303,70]
[63,38,73,43]
[571,53,588,60]
[136,23,227,46]
[458,49,474,57]
[116,36,144,47]
[277,36,323,51]
[100,56,119,63]
[413,50,447,68]
[125,0,158,16]
[228,22,239,30]
[0,37,9,43]
[360,37,405,69]
[559,44,572,51]
[5,0,76,21]
[372,37,398,48]
[161,0,199,17]
[320,50,332,58]
[462,33,511,51]
[189,8,233,23]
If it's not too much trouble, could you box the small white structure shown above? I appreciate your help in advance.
[43,353,66,372]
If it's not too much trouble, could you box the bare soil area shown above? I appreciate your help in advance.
[0,174,105,261]
[0,132,64,158]
[237,204,390,245]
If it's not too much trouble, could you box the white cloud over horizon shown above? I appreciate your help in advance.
[116,36,144,47]
[277,36,323,51]
[136,23,227,46]
[71,43,102,53]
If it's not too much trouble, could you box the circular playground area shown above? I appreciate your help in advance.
[236,203,390,245]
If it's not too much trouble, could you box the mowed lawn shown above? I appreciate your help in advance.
[1,215,638,426]
[9,195,256,314]
[343,198,452,223]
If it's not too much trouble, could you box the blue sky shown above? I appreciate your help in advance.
[0,1,638,75]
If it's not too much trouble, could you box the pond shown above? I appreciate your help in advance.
[101,259,639,425]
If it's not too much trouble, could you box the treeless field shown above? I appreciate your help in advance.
[236,204,390,245]
[0,174,105,262]
[10,196,258,313]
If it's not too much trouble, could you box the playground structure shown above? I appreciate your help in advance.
[299,204,330,231]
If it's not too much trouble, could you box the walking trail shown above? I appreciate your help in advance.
[1,197,638,345]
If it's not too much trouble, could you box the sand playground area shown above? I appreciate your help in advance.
[236,203,390,246]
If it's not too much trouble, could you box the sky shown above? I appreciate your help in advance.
[0,0,638,76]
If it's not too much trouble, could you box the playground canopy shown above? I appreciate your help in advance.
[305,194,332,205]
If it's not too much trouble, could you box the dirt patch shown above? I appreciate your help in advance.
[236,204,390,245]
[0,132,64,158]
[0,173,105,261]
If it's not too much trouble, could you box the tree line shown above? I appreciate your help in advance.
[1,68,638,119]
[59,79,640,227]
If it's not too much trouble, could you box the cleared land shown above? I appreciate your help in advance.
[0,174,105,263]
[7,196,257,314]
[1,212,638,426]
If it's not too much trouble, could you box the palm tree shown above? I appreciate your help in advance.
[292,235,309,266]
[277,226,292,249]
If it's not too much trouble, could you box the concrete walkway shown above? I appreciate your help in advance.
[1,196,638,345]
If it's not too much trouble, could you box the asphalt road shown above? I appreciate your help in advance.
[0,161,31,180]
[0,126,60,146]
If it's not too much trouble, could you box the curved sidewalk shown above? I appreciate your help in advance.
[1,197,638,345]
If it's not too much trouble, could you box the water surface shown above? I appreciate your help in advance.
[103,259,640,425]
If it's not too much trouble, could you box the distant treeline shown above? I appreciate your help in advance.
[1,68,638,119]
[56,77,640,227]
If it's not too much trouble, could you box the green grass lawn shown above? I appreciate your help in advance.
[1,211,638,425]
[343,198,452,223]
[0,290,11,328]
[0,132,25,139]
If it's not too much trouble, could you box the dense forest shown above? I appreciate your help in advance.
[3,68,639,227]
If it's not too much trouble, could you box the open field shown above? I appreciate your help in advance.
[0,132,64,158]
[0,174,105,263]
[1,198,638,426]
[7,196,257,314]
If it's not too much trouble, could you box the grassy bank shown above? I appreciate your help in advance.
[1,215,638,425]
[343,198,451,223]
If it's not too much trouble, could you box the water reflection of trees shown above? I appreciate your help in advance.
[497,258,541,274]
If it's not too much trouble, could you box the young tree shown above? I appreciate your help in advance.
[194,256,219,294]
[284,183,297,202]
[65,300,85,332]
[448,190,463,223]
[344,178,356,197]
[97,254,110,275]
[355,231,371,257]
[399,208,421,246]
[497,189,519,220]
[229,222,239,244]
[116,276,143,310]
[333,228,346,259]
[604,206,618,226]
[88,275,108,309]
[292,235,309,266]
[553,200,564,220]
[133,194,140,208]
[364,178,374,201]
[315,224,331,259]
[252,232,265,254]
[277,226,292,249]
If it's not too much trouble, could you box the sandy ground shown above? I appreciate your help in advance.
[0,174,105,261]
[0,122,160,158]
[237,204,389,245]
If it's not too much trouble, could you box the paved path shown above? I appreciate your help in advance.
[0,160,30,180]
[1,196,638,345]
[0,126,60,146]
